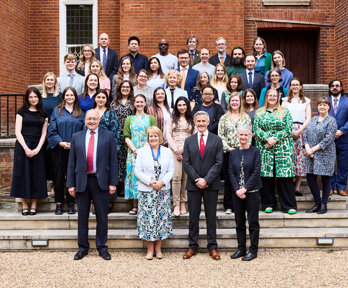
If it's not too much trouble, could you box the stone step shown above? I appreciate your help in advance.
[15,193,347,212]
[1,227,348,250]
[2,210,348,230]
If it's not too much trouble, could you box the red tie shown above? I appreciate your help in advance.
[200,134,205,158]
[87,131,94,173]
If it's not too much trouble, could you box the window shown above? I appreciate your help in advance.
[59,0,98,75]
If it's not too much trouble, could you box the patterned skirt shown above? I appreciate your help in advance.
[137,189,173,241]
[293,123,306,177]
[124,151,138,199]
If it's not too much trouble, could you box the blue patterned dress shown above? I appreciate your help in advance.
[123,114,157,199]
[137,157,173,241]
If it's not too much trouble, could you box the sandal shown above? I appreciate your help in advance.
[264,207,273,213]
[22,208,29,216]
[129,207,138,215]
[29,208,37,216]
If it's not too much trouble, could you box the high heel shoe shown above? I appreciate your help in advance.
[22,208,29,216]
[29,208,37,215]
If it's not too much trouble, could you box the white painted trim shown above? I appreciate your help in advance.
[262,0,310,5]
[59,0,98,76]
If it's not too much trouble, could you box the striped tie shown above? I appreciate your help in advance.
[333,98,338,115]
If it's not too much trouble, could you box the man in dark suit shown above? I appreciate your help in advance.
[120,36,149,74]
[95,33,118,81]
[328,79,348,196]
[177,49,199,100]
[183,111,223,260]
[209,37,231,66]
[239,55,265,99]
[67,109,118,261]
[187,35,201,67]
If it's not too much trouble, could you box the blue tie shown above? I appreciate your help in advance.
[103,49,107,69]
[68,74,74,87]
[248,72,252,88]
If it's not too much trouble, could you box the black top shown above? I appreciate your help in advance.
[17,107,46,138]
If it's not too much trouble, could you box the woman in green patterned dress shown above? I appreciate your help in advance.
[124,94,157,215]
[254,88,297,214]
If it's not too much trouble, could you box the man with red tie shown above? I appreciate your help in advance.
[67,109,118,260]
[183,111,223,260]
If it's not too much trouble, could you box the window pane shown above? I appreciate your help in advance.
[66,5,92,45]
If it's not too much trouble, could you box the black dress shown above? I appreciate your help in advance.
[10,108,47,199]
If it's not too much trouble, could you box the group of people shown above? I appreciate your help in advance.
[10,32,348,262]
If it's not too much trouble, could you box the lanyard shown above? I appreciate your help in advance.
[150,145,161,161]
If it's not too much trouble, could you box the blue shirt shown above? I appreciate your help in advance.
[255,52,267,75]
[42,92,62,119]
[47,107,84,149]
[121,53,149,74]
[85,128,98,173]
[78,94,95,113]
[265,68,293,89]
[147,74,166,91]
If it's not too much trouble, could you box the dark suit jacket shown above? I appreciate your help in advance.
[177,67,199,99]
[192,103,224,134]
[209,54,231,66]
[95,47,119,79]
[75,61,86,77]
[188,50,201,67]
[183,132,223,191]
[66,128,118,192]
[329,95,348,146]
[228,146,262,192]
[239,70,265,99]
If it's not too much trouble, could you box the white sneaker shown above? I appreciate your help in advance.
[225,209,232,214]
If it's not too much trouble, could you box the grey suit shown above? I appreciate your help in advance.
[183,131,223,251]
[58,71,85,96]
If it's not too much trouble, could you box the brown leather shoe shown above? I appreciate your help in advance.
[338,190,347,196]
[330,190,334,195]
[209,249,221,260]
[183,249,196,259]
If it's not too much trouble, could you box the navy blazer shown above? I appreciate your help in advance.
[228,146,262,192]
[239,70,265,99]
[183,132,223,191]
[329,95,348,146]
[177,67,199,99]
[66,128,118,192]
[95,47,119,79]
[192,103,224,135]
[209,54,231,66]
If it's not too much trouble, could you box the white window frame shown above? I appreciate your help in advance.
[262,0,310,5]
[59,0,98,75]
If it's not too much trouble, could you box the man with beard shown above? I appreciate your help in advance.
[152,38,178,74]
[187,35,201,67]
[328,79,348,196]
[209,37,231,66]
[226,46,246,77]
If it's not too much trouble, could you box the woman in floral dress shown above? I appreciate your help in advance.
[124,94,157,214]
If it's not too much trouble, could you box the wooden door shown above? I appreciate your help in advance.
[258,30,317,84]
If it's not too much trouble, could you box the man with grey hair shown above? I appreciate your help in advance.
[209,37,231,66]
[186,35,201,67]
[183,110,223,261]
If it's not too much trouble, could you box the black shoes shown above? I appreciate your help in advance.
[68,203,75,214]
[306,204,320,213]
[74,250,88,260]
[317,203,327,214]
[242,252,257,261]
[99,250,111,260]
[230,250,246,259]
[55,204,63,215]
[29,208,37,215]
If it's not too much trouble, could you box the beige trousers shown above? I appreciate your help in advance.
[172,151,187,207]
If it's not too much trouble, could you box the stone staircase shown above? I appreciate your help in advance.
[1,181,348,250]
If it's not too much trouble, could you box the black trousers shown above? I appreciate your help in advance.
[76,175,109,253]
[307,173,331,205]
[232,191,260,254]
[223,152,233,211]
[50,146,74,204]
[261,177,297,211]
[188,189,218,251]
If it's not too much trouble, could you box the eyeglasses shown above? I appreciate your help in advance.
[330,84,341,88]
[203,93,214,96]
[138,75,148,79]
[159,43,168,46]
[84,50,92,53]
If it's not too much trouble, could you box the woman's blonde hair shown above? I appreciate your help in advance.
[257,88,284,117]
[165,70,182,86]
[77,44,96,71]
[87,59,107,78]
[228,91,245,115]
[211,63,228,88]
[147,126,164,144]
[42,72,59,98]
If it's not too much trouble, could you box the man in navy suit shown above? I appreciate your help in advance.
[328,79,348,196]
[95,33,118,81]
[183,111,223,261]
[209,37,231,66]
[239,55,265,99]
[67,109,118,260]
[177,49,199,100]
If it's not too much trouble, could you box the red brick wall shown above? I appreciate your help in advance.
[335,0,348,89]
[118,0,245,58]
[0,0,30,94]
[244,0,336,84]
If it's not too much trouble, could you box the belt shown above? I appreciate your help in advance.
[87,173,96,176]
[293,121,303,125]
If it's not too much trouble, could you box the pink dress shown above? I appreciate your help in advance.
[99,77,111,92]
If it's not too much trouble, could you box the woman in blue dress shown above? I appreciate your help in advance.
[124,94,157,215]
[78,73,100,113]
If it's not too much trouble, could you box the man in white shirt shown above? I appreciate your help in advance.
[58,54,85,95]
[152,38,178,74]
[209,37,231,66]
